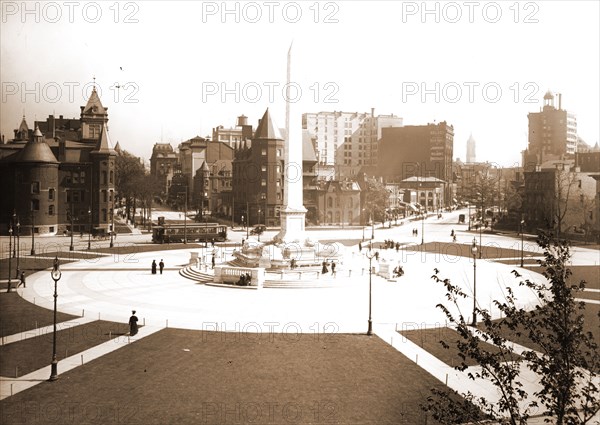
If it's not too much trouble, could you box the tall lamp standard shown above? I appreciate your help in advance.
[479,192,483,259]
[12,212,17,258]
[87,208,91,250]
[520,217,525,267]
[15,217,21,278]
[109,196,115,248]
[49,256,62,381]
[69,192,74,251]
[7,222,13,292]
[471,238,478,326]
[30,207,36,255]
[365,244,376,336]
[421,210,425,245]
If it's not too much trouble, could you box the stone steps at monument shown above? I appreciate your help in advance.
[179,266,214,283]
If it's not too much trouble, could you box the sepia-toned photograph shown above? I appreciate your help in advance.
[1,1,599,424]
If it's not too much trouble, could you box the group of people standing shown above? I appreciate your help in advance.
[151,259,165,275]
[382,239,401,252]
[321,260,336,276]
[411,228,419,237]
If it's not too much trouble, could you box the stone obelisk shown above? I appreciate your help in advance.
[275,43,307,244]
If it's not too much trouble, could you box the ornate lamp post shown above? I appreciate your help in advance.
[12,212,16,258]
[365,244,376,336]
[471,238,478,326]
[7,222,13,292]
[49,256,62,381]
[69,194,74,251]
[520,218,525,267]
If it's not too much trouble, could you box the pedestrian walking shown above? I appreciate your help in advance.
[17,270,26,288]
[151,260,157,275]
[358,242,362,253]
[159,259,164,274]
[331,261,337,277]
[211,254,215,269]
[129,310,138,336]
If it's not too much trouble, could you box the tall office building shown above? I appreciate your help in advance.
[466,133,476,163]
[378,121,454,207]
[524,90,577,169]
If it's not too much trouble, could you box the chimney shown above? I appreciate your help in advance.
[237,115,248,126]
[558,93,562,110]
[371,107,375,117]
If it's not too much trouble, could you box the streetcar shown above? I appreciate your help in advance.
[151,223,227,244]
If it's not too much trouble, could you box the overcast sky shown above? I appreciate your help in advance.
[1,1,598,167]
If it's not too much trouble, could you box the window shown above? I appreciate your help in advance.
[262,165,267,172]
[49,205,55,216]
[31,199,39,211]
[261,179,267,187]
[276,179,281,187]
[103,191,107,202]
[48,188,55,201]
[73,172,79,184]
[102,209,107,222]
[109,170,113,184]
[80,171,86,184]
[67,191,71,202]
[327,197,333,208]
[102,171,107,185]
[262,148,267,156]
[260,192,266,200]
[277,149,282,157]
[73,191,80,203]
[31,182,40,194]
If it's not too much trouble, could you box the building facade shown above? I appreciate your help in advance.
[523,91,577,170]
[378,121,454,207]
[232,109,285,227]
[0,87,116,236]
[302,109,403,180]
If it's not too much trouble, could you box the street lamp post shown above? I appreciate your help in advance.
[421,210,425,245]
[479,192,483,259]
[49,256,62,381]
[12,212,16,258]
[183,186,188,245]
[16,218,20,278]
[7,222,13,292]
[69,194,74,251]
[87,208,91,250]
[365,245,376,336]
[468,203,472,231]
[471,238,478,326]
[30,208,36,255]
[520,218,525,267]
[109,196,115,248]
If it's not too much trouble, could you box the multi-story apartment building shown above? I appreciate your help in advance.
[232,109,285,227]
[302,109,403,180]
[212,115,254,148]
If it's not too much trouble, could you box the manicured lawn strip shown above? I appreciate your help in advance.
[0,292,77,337]
[92,242,193,255]
[402,242,541,261]
[0,320,131,377]
[399,327,520,368]
[0,257,76,283]
[34,251,105,260]
[0,329,456,425]
[567,266,600,291]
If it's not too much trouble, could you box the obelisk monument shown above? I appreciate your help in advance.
[275,43,307,244]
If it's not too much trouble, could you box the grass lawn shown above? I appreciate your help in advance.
[402,242,540,262]
[0,320,130,377]
[0,329,450,424]
[399,327,520,368]
[0,257,76,284]
[0,292,77,337]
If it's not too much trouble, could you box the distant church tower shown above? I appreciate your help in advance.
[466,133,476,163]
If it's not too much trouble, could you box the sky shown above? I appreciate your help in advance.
[1,1,599,167]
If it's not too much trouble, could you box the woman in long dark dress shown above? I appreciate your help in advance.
[151,260,157,274]
[129,311,139,336]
